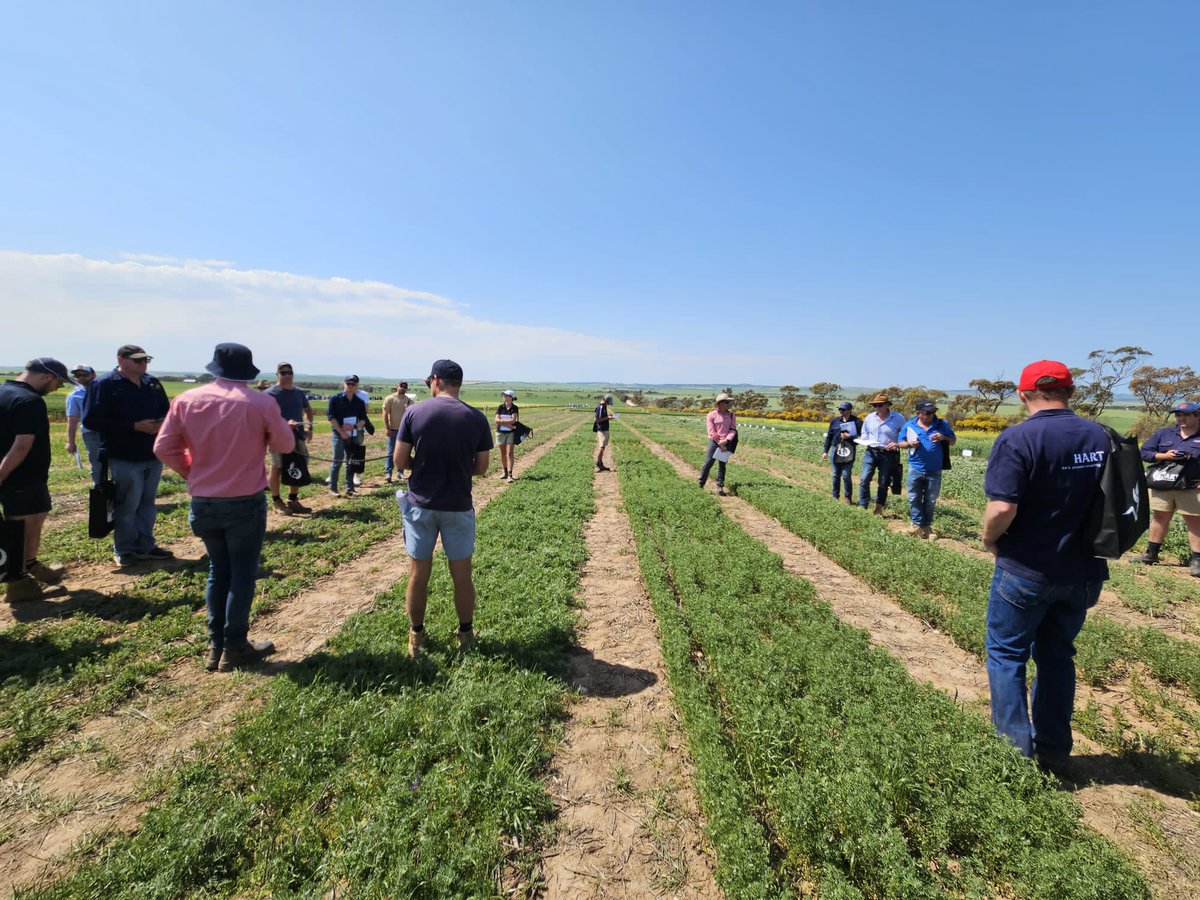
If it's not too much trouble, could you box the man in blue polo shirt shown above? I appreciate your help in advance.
[898,399,956,538]
[83,345,172,568]
[981,359,1108,777]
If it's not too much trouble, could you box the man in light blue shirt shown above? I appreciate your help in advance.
[64,364,100,486]
[858,393,908,514]
[898,399,956,537]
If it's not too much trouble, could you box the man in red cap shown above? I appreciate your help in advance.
[981,360,1109,777]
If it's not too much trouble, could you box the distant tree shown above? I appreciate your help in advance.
[1073,346,1151,419]
[855,386,946,417]
[1129,364,1200,418]
[967,377,1017,414]
[808,381,842,413]
[655,396,680,409]
[779,384,805,412]
[733,389,769,411]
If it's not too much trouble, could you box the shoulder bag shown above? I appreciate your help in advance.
[1146,461,1188,491]
[88,459,117,539]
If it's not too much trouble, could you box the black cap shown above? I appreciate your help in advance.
[915,399,938,413]
[428,359,463,382]
[837,401,853,411]
[344,374,360,383]
[27,357,77,385]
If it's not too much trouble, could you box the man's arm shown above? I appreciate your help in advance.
[393,440,414,473]
[0,435,34,486]
[473,449,490,476]
[66,415,80,454]
[982,500,1019,555]
[152,408,191,480]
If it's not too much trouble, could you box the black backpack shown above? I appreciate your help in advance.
[1082,425,1149,559]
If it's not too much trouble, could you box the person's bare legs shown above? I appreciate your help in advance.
[269,464,282,500]
[1185,514,1200,553]
[1147,509,1174,544]
[13,512,47,564]
[448,556,476,624]
[406,556,434,627]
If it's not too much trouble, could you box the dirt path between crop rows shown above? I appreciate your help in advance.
[539,461,720,898]
[627,423,1200,900]
[0,422,582,897]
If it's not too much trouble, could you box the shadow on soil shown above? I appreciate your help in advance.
[4,584,201,625]
[1063,752,1200,803]
[565,647,658,697]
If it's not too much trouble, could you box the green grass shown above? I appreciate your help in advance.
[20,428,598,898]
[615,431,1146,898]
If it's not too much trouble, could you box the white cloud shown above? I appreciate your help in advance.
[0,251,785,382]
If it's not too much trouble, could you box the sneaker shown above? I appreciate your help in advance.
[385,474,393,483]
[1134,550,1160,565]
[698,478,706,488]
[4,574,43,602]
[137,547,174,560]
[353,474,362,486]
[498,470,508,479]
[113,553,137,568]
[272,496,292,515]
[26,559,65,585]
[408,630,428,657]
[345,488,357,497]
[1190,558,1200,578]
[217,638,276,672]
[330,488,340,497]
[205,646,222,672]
[457,629,477,653]
[717,488,728,497]
[286,498,311,514]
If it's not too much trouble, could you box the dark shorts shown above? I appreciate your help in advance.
[0,481,52,517]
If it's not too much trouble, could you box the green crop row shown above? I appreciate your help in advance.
[21,428,597,898]
[614,431,1147,898]
[642,414,1200,624]
[0,413,580,773]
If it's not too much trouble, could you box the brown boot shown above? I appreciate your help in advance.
[841,496,854,506]
[873,504,885,516]
[205,646,223,672]
[218,638,276,672]
[272,496,292,516]
[26,559,65,584]
[4,575,43,603]
[408,629,428,657]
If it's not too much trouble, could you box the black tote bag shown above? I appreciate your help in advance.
[88,460,116,539]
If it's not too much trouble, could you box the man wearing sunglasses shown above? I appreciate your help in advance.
[1,357,75,601]
[83,344,173,567]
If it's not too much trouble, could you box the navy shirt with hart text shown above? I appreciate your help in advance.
[984,408,1110,585]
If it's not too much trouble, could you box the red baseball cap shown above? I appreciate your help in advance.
[1018,360,1074,392]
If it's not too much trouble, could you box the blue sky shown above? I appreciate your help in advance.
[2,2,1196,387]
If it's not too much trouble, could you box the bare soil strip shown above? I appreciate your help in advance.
[0,423,582,896]
[628,423,1200,900]
[540,460,720,898]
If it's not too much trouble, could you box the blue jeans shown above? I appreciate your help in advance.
[108,457,164,556]
[190,493,267,650]
[698,440,726,487]
[858,449,897,508]
[385,430,398,476]
[985,568,1101,763]
[831,462,853,499]
[82,431,103,487]
[329,432,360,491]
[906,469,942,528]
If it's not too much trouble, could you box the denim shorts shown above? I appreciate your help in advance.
[403,505,477,561]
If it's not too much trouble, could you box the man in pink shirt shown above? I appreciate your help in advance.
[698,393,738,496]
[155,343,295,672]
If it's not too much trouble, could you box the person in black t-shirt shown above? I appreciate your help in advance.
[494,390,519,480]
[594,394,614,472]
[0,358,76,601]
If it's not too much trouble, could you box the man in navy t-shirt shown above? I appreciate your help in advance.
[981,359,1108,777]
[394,359,493,656]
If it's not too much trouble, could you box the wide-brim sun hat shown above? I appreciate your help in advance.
[204,342,260,381]
[715,393,733,404]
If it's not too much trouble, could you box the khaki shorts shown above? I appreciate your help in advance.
[596,429,611,449]
[270,436,308,469]
[1149,487,1200,517]
[496,431,516,445]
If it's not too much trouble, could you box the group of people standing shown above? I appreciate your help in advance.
[821,393,957,537]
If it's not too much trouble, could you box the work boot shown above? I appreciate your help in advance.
[457,629,477,653]
[272,496,292,516]
[4,575,43,602]
[1133,549,1160,565]
[217,639,276,672]
[921,527,934,540]
[205,646,222,672]
[26,559,65,584]
[287,498,311,514]
[873,504,885,516]
[717,488,728,497]
[904,524,924,538]
[408,630,427,657]
[842,496,853,506]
